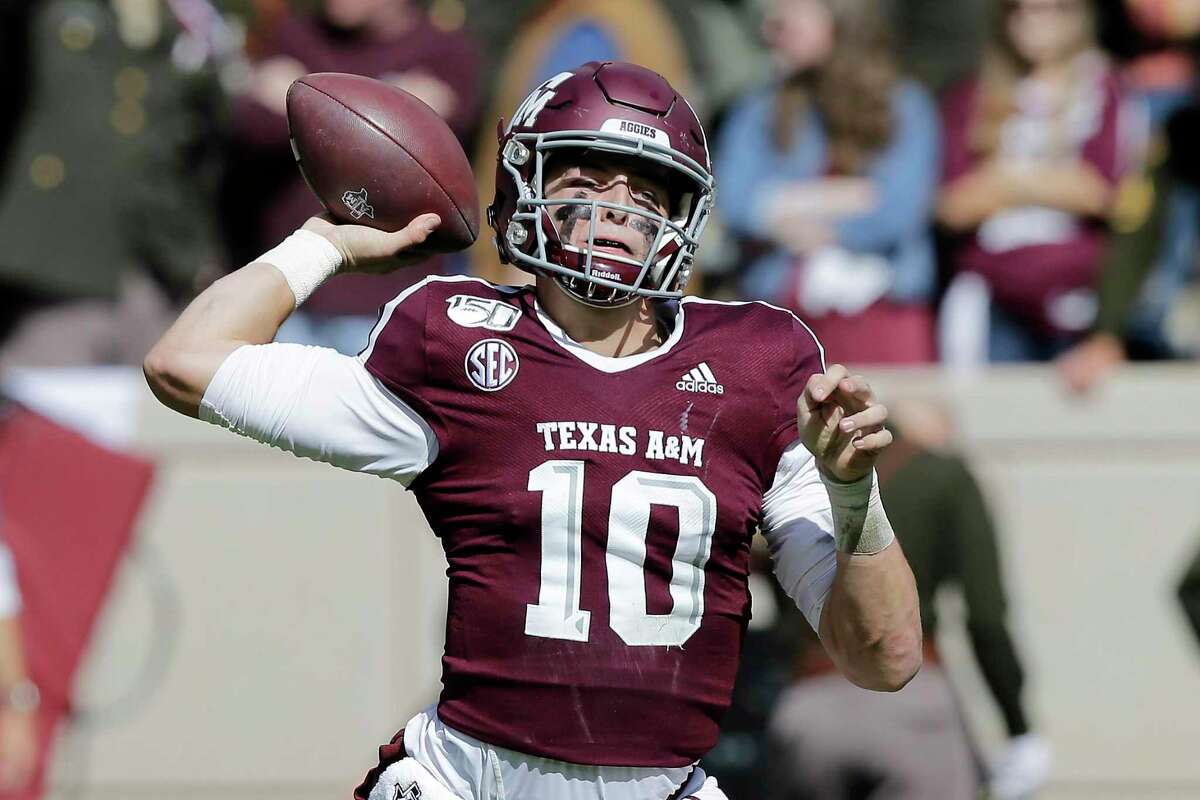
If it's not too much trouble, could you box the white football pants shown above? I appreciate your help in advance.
[371,705,728,800]
[365,751,727,800]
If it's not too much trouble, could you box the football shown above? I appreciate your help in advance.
[286,72,480,254]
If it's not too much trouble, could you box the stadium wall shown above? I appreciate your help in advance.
[14,365,1198,800]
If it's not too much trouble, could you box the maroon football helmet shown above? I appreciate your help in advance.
[489,62,715,307]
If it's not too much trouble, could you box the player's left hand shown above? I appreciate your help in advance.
[797,364,891,483]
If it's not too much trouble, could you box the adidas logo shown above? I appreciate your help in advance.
[676,362,724,395]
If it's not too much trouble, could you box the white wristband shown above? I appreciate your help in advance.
[821,469,895,555]
[255,229,343,308]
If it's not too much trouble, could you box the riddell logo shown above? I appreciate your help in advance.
[676,362,724,395]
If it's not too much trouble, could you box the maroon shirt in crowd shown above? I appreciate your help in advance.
[230,12,480,316]
[362,279,823,766]
[940,59,1124,333]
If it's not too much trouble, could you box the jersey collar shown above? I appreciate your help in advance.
[531,296,688,374]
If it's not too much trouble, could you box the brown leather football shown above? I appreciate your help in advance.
[286,72,480,254]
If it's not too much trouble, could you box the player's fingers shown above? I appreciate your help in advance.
[851,427,893,452]
[845,374,874,402]
[799,401,835,440]
[821,401,846,435]
[832,374,875,412]
[801,364,849,411]
[385,213,441,252]
[800,375,825,414]
[820,404,856,454]
[799,397,844,451]
[838,404,887,434]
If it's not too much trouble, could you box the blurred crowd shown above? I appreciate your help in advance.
[2,1,1200,798]
[1,0,1199,391]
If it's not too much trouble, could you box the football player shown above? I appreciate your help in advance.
[144,62,921,800]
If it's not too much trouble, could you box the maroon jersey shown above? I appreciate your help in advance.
[361,277,823,767]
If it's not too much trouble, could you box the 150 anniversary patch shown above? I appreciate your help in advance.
[446,295,523,332]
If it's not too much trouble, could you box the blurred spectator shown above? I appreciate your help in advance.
[0,0,225,369]
[768,653,979,800]
[715,0,940,365]
[1109,0,1200,129]
[0,539,36,794]
[469,0,696,286]
[661,0,772,121]
[1132,112,1200,357]
[894,0,989,92]
[462,0,764,136]
[1055,128,1166,391]
[937,0,1125,364]
[877,404,1051,800]
[226,0,292,48]
[1103,0,1197,123]
[1059,7,1200,392]
[224,0,481,355]
[767,406,1050,800]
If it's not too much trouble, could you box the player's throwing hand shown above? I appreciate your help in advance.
[302,213,441,274]
[797,364,892,483]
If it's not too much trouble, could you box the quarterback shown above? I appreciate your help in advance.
[145,62,920,800]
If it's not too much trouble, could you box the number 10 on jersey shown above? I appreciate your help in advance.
[525,461,717,647]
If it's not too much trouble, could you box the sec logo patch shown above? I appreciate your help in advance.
[465,339,519,392]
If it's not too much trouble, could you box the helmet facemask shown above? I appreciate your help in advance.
[498,131,714,308]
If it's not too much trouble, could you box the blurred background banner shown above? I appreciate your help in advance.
[0,401,154,799]
[2,1,1200,799]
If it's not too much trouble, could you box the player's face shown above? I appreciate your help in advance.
[763,0,835,75]
[542,155,672,263]
[1005,0,1090,66]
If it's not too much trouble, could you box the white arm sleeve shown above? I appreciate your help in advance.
[761,440,838,633]
[199,343,437,486]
